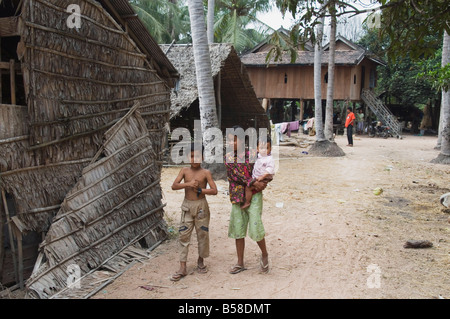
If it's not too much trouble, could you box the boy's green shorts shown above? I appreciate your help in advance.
[228,192,265,242]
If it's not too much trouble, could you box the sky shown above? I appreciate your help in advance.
[256,2,379,42]
[256,7,295,30]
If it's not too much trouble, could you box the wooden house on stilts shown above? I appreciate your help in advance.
[240,31,386,125]
[0,0,179,298]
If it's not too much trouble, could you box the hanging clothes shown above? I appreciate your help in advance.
[274,123,283,144]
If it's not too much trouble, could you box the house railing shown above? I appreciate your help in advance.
[361,89,402,138]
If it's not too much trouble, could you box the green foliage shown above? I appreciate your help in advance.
[358,28,440,107]
[130,0,191,44]
[265,29,297,63]
[377,0,450,61]
[213,0,272,53]
[417,48,450,92]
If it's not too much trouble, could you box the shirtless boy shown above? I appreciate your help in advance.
[170,144,218,281]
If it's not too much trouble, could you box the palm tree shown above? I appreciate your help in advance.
[130,0,191,44]
[304,1,345,156]
[323,0,336,141]
[432,30,450,164]
[314,14,326,141]
[207,0,215,43]
[187,0,219,161]
[214,0,272,53]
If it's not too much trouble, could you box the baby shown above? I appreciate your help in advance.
[241,137,275,209]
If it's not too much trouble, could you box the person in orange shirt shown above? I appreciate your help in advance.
[345,107,356,147]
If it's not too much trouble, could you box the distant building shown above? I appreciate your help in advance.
[240,31,386,123]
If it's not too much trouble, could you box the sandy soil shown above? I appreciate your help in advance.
[92,133,450,299]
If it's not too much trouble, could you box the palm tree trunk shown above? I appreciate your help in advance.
[314,14,326,141]
[432,30,450,164]
[187,0,219,132]
[324,1,336,141]
[308,2,344,157]
[207,0,215,43]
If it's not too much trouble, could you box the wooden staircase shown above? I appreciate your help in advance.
[361,89,402,138]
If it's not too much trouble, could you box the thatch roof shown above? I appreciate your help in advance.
[241,50,366,66]
[98,0,179,87]
[240,35,386,67]
[160,43,269,130]
[0,0,172,232]
[26,103,167,298]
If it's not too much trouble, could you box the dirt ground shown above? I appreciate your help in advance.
[92,133,450,299]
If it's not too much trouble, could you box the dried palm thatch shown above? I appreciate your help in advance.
[26,103,168,299]
[48,244,156,299]
[1,0,175,289]
[0,0,173,232]
[0,103,89,231]
[21,0,171,151]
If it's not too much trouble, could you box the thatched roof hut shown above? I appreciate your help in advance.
[160,43,269,133]
[0,0,177,295]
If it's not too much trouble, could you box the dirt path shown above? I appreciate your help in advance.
[92,134,450,299]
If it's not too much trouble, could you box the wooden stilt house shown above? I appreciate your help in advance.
[0,0,178,297]
[241,33,386,124]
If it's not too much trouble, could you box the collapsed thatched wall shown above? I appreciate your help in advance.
[0,104,88,232]
[26,104,167,299]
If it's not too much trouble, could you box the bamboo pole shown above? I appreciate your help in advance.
[9,60,16,105]
[33,68,160,87]
[61,91,168,105]
[28,45,153,72]
[0,158,90,177]
[23,22,147,59]
[1,189,18,285]
[27,100,170,127]
[53,176,160,227]
[27,118,119,151]
[0,135,28,145]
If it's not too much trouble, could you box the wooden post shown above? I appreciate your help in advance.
[0,200,4,283]
[299,99,305,121]
[1,189,18,285]
[10,59,16,105]
[12,227,23,289]
[11,216,25,290]
[262,98,268,111]
[0,38,2,103]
